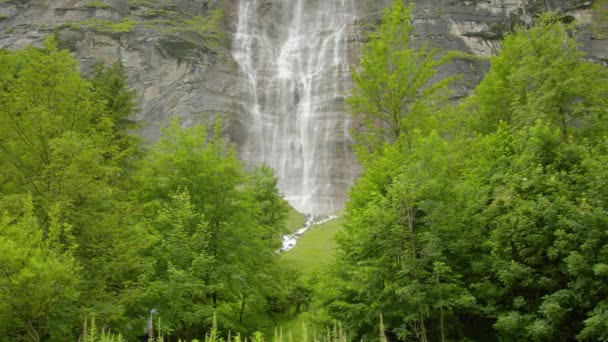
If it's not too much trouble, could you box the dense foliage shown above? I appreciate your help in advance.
[0,38,293,341]
[348,1,453,161]
[1,1,607,341]
[323,2,608,341]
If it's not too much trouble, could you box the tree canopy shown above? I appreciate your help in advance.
[0,38,294,341]
[324,7,608,342]
[348,0,453,160]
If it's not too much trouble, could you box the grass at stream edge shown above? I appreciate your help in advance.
[281,215,344,275]
[268,213,345,339]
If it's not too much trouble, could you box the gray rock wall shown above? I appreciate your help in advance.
[0,0,240,140]
[0,0,605,163]
[358,0,606,97]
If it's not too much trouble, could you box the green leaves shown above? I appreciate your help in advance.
[0,37,146,340]
[0,39,295,340]
[459,14,608,341]
[333,8,608,342]
[348,0,454,159]
[470,13,608,138]
[0,197,81,341]
[134,119,289,337]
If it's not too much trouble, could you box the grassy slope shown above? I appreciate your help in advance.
[281,215,344,275]
[286,205,307,233]
[268,213,345,339]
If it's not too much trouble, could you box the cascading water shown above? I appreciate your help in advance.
[232,0,359,215]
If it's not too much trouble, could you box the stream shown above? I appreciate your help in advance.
[278,214,337,252]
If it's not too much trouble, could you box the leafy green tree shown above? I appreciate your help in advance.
[328,134,473,341]
[348,0,453,159]
[136,191,213,340]
[467,13,607,138]
[0,38,149,335]
[136,119,288,337]
[330,8,608,342]
[327,2,472,341]
[88,61,140,165]
[0,37,103,208]
[247,165,289,247]
[461,120,608,341]
[0,197,80,341]
[460,14,608,341]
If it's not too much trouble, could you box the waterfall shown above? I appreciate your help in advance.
[232,0,359,215]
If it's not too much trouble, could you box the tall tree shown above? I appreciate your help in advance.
[467,13,608,138]
[329,9,608,342]
[136,119,288,337]
[461,14,608,341]
[328,134,473,341]
[348,0,453,159]
[0,197,80,341]
[247,165,289,247]
[326,2,470,341]
[0,38,148,335]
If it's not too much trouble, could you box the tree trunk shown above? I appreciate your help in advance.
[238,292,248,323]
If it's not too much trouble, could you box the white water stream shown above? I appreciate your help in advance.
[232,0,359,215]
[279,214,337,252]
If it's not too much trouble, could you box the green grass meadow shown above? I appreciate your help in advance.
[281,214,344,276]
[286,206,307,233]
[267,213,345,339]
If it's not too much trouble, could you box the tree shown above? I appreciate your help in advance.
[328,134,473,341]
[329,9,608,342]
[327,2,470,341]
[348,0,453,158]
[88,61,140,166]
[136,119,288,337]
[460,14,608,341]
[0,38,148,336]
[247,165,289,247]
[0,37,102,208]
[0,197,80,341]
[136,191,213,340]
[467,13,608,138]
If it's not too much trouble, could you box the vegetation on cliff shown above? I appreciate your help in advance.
[64,0,227,55]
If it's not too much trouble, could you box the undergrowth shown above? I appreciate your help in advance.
[80,314,375,342]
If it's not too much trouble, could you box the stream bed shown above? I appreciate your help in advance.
[278,214,337,252]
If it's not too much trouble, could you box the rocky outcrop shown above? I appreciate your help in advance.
[358,0,606,97]
[0,0,240,140]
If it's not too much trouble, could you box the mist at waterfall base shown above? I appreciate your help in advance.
[233,0,359,217]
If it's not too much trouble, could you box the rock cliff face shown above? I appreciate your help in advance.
[358,0,606,100]
[0,0,241,140]
[0,0,605,213]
